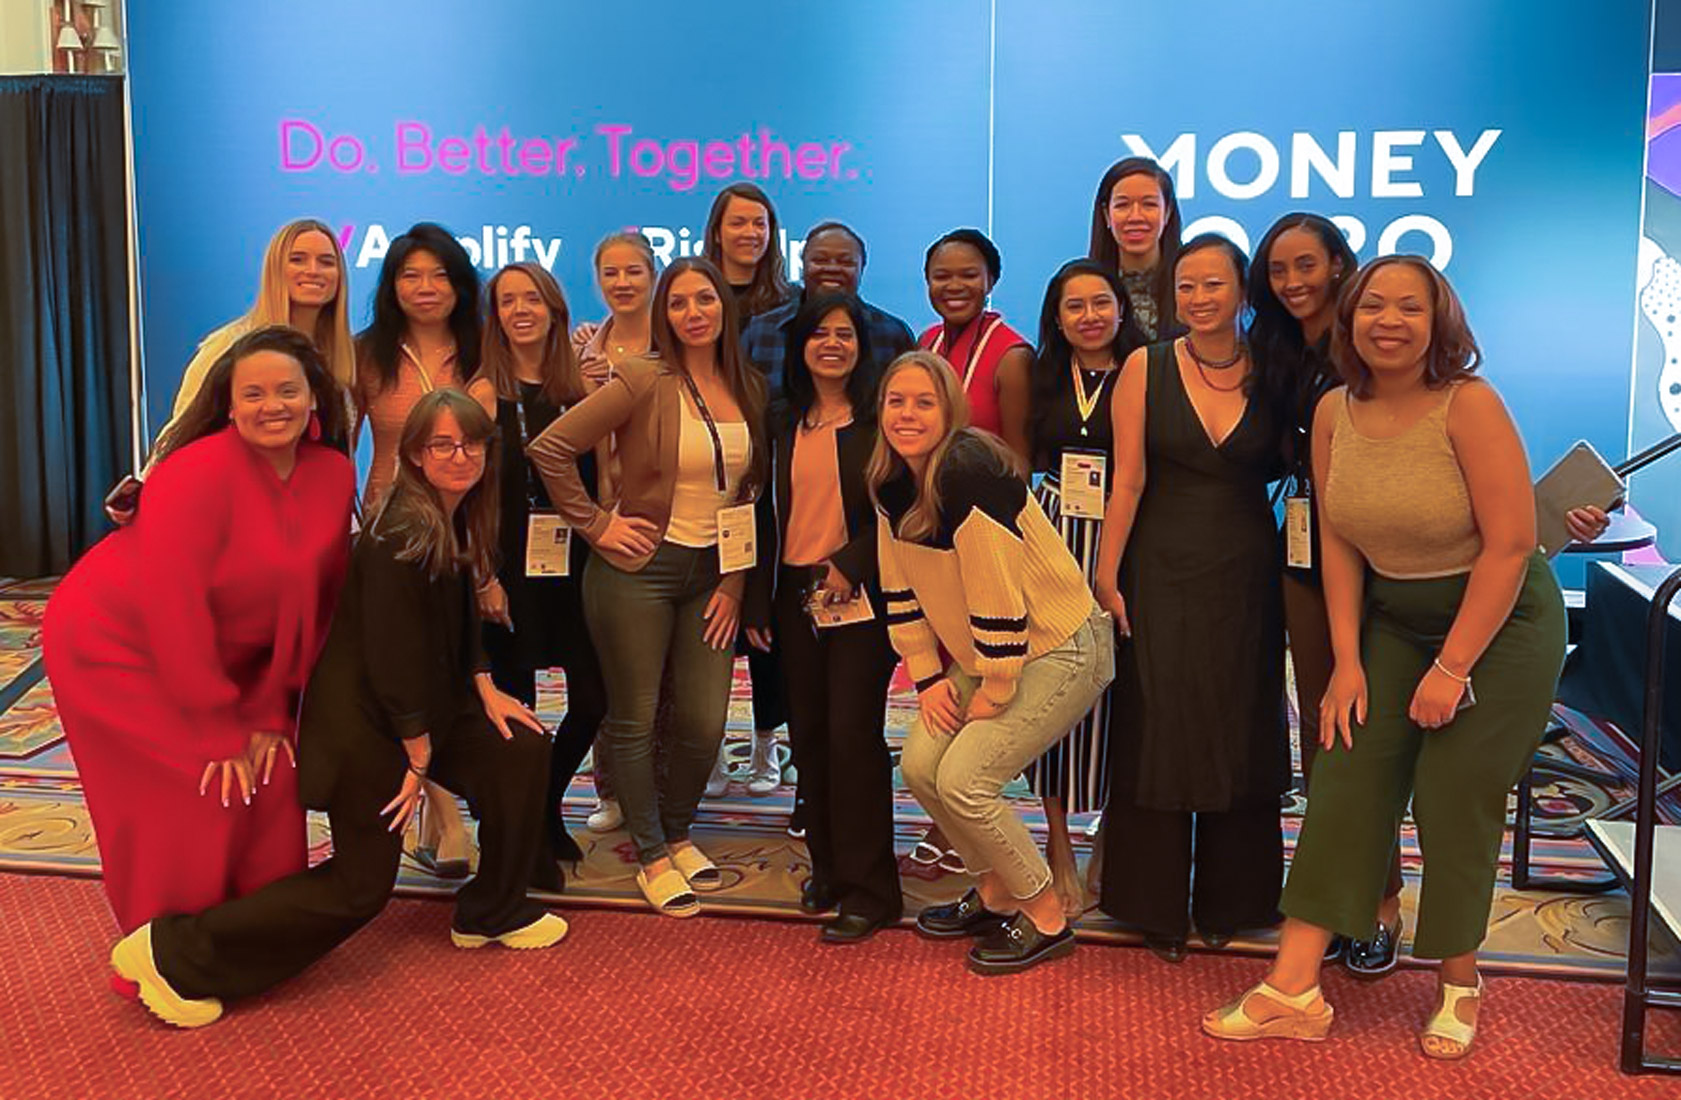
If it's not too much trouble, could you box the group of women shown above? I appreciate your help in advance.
[43,161,1606,1059]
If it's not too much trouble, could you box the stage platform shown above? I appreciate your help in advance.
[1,575,1673,981]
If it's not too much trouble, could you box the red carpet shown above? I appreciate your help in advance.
[3,873,1678,1100]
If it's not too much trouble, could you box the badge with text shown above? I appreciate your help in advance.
[1284,496,1313,569]
[716,503,758,574]
[525,513,571,577]
[806,588,876,629]
[1059,450,1108,518]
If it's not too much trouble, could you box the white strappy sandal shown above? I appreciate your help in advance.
[1201,980,1335,1042]
[1419,976,1483,1060]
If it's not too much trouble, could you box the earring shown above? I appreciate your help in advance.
[307,410,322,441]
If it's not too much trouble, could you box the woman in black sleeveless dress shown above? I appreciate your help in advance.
[1092,235,1288,960]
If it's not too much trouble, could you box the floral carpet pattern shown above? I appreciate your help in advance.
[0,576,1673,980]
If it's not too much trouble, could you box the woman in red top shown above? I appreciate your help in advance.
[42,326,355,939]
[918,229,1033,456]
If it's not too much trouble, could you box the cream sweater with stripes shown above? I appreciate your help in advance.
[876,435,1095,706]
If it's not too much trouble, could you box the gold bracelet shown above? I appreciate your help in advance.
[1431,657,1471,685]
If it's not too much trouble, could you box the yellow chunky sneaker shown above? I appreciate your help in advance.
[1201,980,1334,1042]
[450,912,570,950]
[109,923,224,1029]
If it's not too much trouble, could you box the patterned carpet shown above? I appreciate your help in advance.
[5,874,1681,1100]
[1,574,1676,981]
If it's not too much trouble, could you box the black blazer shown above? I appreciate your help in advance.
[744,403,881,629]
[297,520,488,808]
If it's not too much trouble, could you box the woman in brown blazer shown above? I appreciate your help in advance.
[528,257,767,918]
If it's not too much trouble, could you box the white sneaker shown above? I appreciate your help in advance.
[704,740,732,798]
[747,731,782,796]
[586,799,622,832]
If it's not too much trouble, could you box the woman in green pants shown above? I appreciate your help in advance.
[1202,255,1567,1059]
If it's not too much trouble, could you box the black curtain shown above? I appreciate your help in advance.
[0,75,132,578]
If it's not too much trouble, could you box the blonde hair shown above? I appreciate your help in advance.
[866,350,1019,543]
[247,218,356,393]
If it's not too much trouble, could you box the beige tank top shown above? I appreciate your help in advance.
[1322,384,1481,579]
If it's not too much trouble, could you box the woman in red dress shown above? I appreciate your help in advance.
[43,326,355,937]
[917,228,1033,452]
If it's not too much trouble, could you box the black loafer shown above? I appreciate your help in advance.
[1201,930,1233,950]
[966,913,1075,975]
[914,889,1008,939]
[1344,918,1402,978]
[819,912,889,944]
[800,880,838,915]
[1144,934,1188,964]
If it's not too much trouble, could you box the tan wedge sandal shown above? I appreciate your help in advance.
[1202,981,1335,1042]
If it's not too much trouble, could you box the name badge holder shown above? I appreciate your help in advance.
[1059,450,1108,519]
[1284,491,1313,570]
[515,398,572,578]
[805,588,876,629]
[679,373,756,575]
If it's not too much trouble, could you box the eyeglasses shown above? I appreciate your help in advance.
[423,438,487,461]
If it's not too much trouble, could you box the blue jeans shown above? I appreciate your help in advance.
[901,609,1115,899]
[582,542,737,863]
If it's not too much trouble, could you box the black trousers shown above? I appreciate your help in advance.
[151,709,552,1002]
[774,571,902,921]
[1097,798,1283,940]
[746,637,788,732]
[488,617,608,865]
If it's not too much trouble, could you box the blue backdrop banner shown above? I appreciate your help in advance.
[127,0,1654,535]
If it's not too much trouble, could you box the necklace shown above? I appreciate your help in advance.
[803,401,852,432]
[1184,334,1246,370]
[1183,337,1248,393]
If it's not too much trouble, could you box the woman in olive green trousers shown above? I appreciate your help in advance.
[1202,256,1567,1060]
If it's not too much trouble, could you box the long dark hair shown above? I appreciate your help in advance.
[703,182,792,319]
[1248,213,1359,429]
[1027,259,1146,470]
[476,263,582,407]
[359,223,482,396]
[1087,157,1183,333]
[154,325,350,464]
[372,388,501,581]
[650,257,768,498]
[781,292,878,432]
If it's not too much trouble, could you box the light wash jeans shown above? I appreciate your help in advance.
[901,609,1115,899]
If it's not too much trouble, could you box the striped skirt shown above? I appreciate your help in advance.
[1024,476,1111,814]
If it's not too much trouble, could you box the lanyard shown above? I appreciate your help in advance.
[679,372,731,493]
[1070,362,1114,438]
[512,393,552,512]
[930,313,1007,392]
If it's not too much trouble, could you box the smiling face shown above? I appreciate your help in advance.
[1058,273,1122,356]
[803,307,860,390]
[229,349,312,456]
[395,248,456,325]
[1175,247,1243,336]
[718,195,771,279]
[1268,226,1342,328]
[596,241,653,317]
[1351,262,1434,378]
[1108,173,1167,267]
[285,229,340,310]
[926,241,991,327]
[881,365,947,464]
[803,229,863,296]
[665,269,725,350]
[415,407,487,498]
[495,268,551,350]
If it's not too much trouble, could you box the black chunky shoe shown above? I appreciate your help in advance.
[1344,918,1402,978]
[966,913,1076,975]
[914,889,1008,940]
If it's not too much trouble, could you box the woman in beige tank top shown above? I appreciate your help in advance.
[1204,256,1568,1060]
